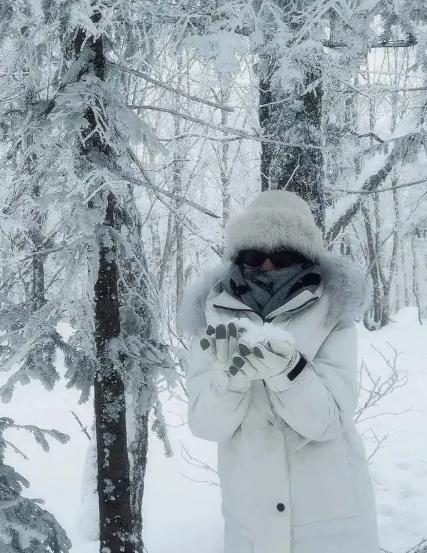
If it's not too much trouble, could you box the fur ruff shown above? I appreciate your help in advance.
[178,252,369,336]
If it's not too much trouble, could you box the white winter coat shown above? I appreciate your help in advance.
[180,254,379,553]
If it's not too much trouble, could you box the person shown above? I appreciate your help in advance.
[179,190,379,553]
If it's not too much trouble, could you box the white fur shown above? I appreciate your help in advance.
[224,191,324,261]
[178,252,369,335]
[177,262,231,337]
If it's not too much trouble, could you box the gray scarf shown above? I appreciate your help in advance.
[220,262,322,319]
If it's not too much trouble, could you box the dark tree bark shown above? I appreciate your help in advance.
[129,408,149,553]
[258,61,325,230]
[24,95,46,313]
[93,192,135,553]
[117,193,153,553]
[362,202,382,328]
[73,12,135,553]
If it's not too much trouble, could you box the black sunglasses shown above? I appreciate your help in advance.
[236,249,308,268]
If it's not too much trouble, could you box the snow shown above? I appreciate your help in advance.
[358,308,427,553]
[390,113,419,141]
[184,32,249,76]
[1,307,426,553]
[227,317,296,348]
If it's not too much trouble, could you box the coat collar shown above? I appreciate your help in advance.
[178,251,368,335]
[206,283,324,323]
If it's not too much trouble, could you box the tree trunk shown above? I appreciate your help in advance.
[117,188,154,553]
[173,117,185,315]
[412,230,427,324]
[23,109,47,314]
[362,202,382,328]
[74,13,135,553]
[173,49,185,316]
[219,88,232,227]
[93,192,135,553]
[258,61,324,229]
[401,249,411,307]
[381,63,401,325]
[381,180,400,326]
[129,408,149,553]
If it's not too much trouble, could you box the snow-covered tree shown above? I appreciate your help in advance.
[1,1,426,551]
[0,417,70,553]
[0,2,179,551]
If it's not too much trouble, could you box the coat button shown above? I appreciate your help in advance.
[276,503,285,512]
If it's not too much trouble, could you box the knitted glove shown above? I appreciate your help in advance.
[237,329,307,392]
[199,322,258,393]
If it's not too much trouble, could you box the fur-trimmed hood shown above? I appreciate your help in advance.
[178,252,369,335]
[224,191,324,262]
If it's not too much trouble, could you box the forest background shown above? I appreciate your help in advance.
[0,1,427,553]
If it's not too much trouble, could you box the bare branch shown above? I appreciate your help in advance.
[403,538,427,553]
[350,131,385,144]
[109,61,234,113]
[179,473,220,487]
[326,132,420,244]
[180,442,219,487]
[127,148,222,253]
[71,410,91,441]
[325,38,417,49]
[125,148,220,219]
[3,439,29,461]
[355,345,408,423]
[365,430,388,464]
[129,104,328,151]
[326,177,427,195]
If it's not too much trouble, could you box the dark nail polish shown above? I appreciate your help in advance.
[239,344,251,356]
[216,324,226,339]
[200,338,210,350]
[229,366,238,376]
[253,347,264,359]
[232,356,245,368]
[207,325,215,335]
[228,322,237,337]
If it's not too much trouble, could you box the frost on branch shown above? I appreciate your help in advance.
[356,343,408,462]
[0,418,71,553]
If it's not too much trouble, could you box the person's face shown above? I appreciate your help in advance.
[255,257,277,272]
[236,249,308,272]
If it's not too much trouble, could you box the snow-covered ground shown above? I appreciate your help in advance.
[2,307,426,553]
[358,309,427,553]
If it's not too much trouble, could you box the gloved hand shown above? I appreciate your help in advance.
[199,321,259,393]
[237,334,306,392]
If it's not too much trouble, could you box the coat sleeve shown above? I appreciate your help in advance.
[265,319,359,441]
[186,336,253,442]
